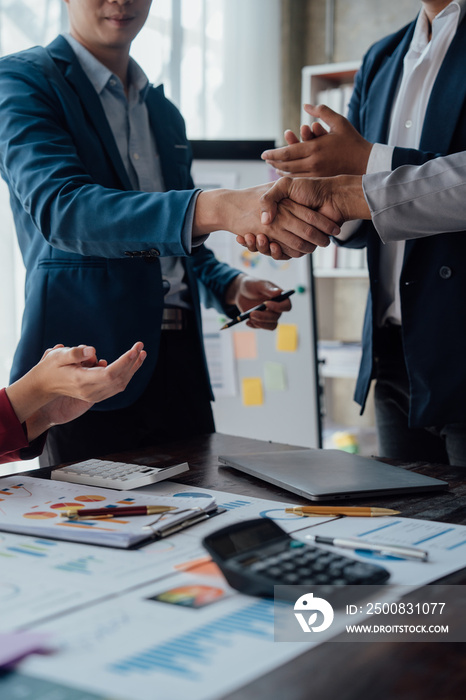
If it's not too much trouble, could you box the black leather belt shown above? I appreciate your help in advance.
[374,323,402,355]
[161,308,187,331]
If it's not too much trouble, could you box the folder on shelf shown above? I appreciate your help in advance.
[318,340,362,378]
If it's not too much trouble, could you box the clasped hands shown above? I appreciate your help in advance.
[6,342,147,442]
[236,104,372,260]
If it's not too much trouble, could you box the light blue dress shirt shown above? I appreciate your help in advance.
[63,33,196,309]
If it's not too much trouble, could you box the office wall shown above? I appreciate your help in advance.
[332,0,421,62]
[281,0,421,137]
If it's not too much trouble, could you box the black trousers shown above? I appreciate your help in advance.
[373,325,466,466]
[40,318,215,468]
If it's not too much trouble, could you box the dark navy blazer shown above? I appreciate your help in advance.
[342,15,466,428]
[0,36,240,410]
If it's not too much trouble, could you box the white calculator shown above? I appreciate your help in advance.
[51,458,190,490]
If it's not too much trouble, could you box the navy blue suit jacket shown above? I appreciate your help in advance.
[0,36,240,410]
[343,15,466,428]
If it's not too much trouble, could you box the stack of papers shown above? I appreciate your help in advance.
[0,476,216,548]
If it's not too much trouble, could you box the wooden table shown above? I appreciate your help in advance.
[102,432,466,524]
[107,433,466,700]
[13,433,466,699]
[46,432,462,700]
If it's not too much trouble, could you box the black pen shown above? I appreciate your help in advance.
[220,289,295,330]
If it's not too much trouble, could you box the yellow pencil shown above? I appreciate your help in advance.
[285,506,400,518]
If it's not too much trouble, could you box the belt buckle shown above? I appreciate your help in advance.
[161,308,185,331]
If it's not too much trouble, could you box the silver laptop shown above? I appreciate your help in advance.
[218,449,448,501]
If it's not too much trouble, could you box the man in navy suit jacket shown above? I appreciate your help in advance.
[0,0,335,466]
[260,0,466,466]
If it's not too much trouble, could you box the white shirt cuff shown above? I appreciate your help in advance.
[338,144,394,243]
[366,143,395,174]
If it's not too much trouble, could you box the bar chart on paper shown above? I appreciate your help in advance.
[110,598,275,680]
[21,587,304,700]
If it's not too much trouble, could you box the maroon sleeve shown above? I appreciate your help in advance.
[0,388,46,464]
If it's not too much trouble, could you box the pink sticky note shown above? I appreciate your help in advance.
[233,331,258,359]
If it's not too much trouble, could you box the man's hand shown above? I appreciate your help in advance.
[260,175,370,223]
[260,177,346,226]
[225,275,293,330]
[261,104,373,178]
[236,175,371,258]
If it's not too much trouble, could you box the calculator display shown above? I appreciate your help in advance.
[210,519,284,559]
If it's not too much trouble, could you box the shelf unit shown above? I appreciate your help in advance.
[313,268,367,279]
[302,61,376,456]
[301,60,360,125]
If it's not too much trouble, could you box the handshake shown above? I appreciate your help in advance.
[195,105,372,260]
[237,173,371,261]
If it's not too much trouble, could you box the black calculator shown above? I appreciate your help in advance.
[202,518,390,598]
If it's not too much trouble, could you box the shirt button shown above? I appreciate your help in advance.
[133,153,140,160]
[405,119,413,129]
[109,79,117,87]
[439,266,452,279]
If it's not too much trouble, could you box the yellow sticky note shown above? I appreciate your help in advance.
[241,377,264,406]
[233,331,258,359]
[276,324,298,352]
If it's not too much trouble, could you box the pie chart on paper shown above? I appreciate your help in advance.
[23,511,57,519]
[49,502,85,511]
[74,495,107,503]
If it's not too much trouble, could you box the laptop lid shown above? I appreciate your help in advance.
[218,449,448,502]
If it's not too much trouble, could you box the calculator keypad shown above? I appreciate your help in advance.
[243,543,388,586]
[51,458,189,490]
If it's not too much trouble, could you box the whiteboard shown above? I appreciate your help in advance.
[191,142,321,448]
